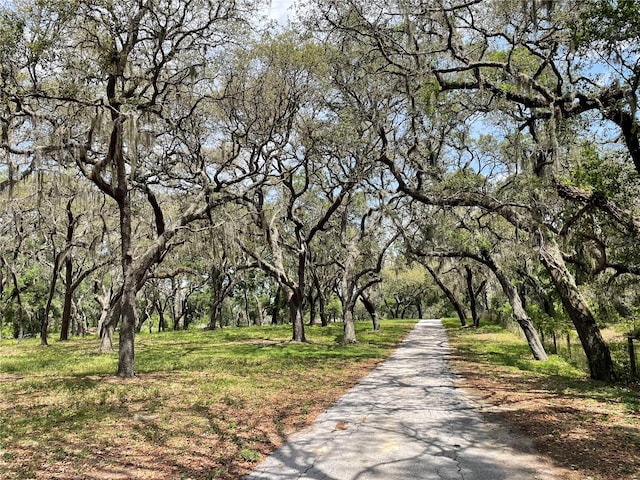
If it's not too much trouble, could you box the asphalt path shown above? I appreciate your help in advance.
[245,319,559,480]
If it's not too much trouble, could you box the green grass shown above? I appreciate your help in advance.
[442,317,640,413]
[0,319,418,480]
[1,321,415,377]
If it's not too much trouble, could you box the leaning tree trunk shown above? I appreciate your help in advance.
[360,292,380,331]
[426,265,467,327]
[538,236,615,381]
[486,257,548,361]
[100,322,115,352]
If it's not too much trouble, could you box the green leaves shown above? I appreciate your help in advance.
[572,146,640,203]
[574,0,640,50]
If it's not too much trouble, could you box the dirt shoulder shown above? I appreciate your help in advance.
[448,356,640,480]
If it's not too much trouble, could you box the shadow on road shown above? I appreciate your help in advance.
[245,319,554,480]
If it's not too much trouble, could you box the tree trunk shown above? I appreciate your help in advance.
[243,289,251,326]
[342,305,357,343]
[98,294,119,353]
[42,250,64,346]
[318,291,328,327]
[270,286,281,325]
[208,298,222,330]
[393,295,401,319]
[311,273,329,327]
[479,250,548,361]
[254,293,264,326]
[538,236,615,381]
[426,265,467,327]
[465,266,480,328]
[59,198,76,341]
[100,321,115,352]
[288,289,306,342]
[59,257,73,341]
[117,196,137,377]
[360,292,380,331]
[156,302,167,332]
[308,291,317,325]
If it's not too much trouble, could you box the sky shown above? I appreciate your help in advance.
[266,0,295,24]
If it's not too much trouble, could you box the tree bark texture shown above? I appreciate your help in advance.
[286,288,306,342]
[479,251,548,361]
[342,305,357,344]
[538,236,615,381]
[116,194,137,377]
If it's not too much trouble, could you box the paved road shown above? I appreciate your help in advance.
[245,319,559,480]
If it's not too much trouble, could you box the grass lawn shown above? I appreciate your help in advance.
[443,317,640,480]
[0,320,417,480]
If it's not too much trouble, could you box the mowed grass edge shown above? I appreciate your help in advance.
[0,320,418,480]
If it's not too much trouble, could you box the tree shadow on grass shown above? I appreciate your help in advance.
[455,364,640,480]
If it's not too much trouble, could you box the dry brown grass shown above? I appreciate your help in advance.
[446,321,640,480]
[0,321,415,480]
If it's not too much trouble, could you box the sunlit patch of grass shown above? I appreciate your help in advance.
[0,319,417,480]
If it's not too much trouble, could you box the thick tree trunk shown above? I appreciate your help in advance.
[208,298,222,330]
[291,303,306,341]
[287,289,306,342]
[100,321,115,353]
[538,236,615,381]
[426,265,467,327]
[342,305,357,343]
[117,197,137,378]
